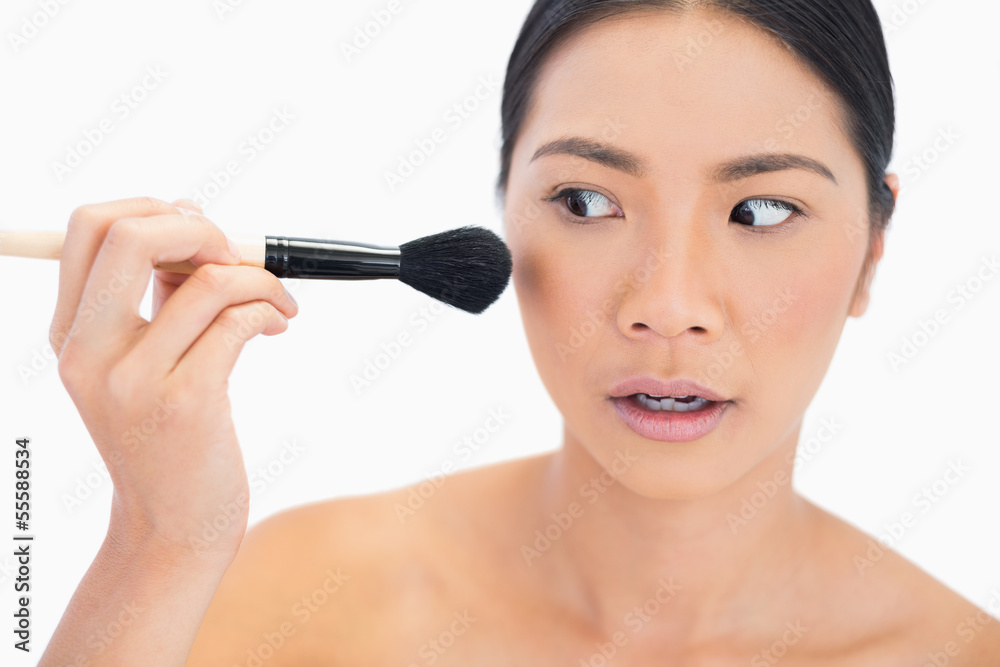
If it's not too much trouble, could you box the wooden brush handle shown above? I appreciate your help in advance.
[0,230,265,274]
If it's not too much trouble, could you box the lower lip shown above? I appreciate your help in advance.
[609,395,731,443]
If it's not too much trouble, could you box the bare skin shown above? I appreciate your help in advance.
[41,7,999,667]
[190,455,1000,665]
[189,9,1000,665]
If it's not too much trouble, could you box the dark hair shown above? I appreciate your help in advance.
[497,0,897,236]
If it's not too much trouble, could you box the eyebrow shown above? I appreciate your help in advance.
[531,137,647,177]
[530,136,838,185]
[712,153,838,185]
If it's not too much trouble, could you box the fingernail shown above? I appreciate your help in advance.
[285,287,298,306]
[226,237,241,261]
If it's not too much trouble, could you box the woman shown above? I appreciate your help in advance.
[40,0,1000,664]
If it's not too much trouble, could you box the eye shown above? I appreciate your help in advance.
[731,199,801,228]
[546,188,623,220]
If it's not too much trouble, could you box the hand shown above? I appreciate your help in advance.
[49,196,299,564]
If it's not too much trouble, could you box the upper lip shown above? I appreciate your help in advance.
[608,376,730,403]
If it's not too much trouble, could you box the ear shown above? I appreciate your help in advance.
[849,232,884,318]
[884,172,900,205]
[848,173,898,318]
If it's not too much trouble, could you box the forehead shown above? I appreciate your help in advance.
[517,8,858,183]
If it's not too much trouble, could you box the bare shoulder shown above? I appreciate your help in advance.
[188,453,544,666]
[801,499,1000,665]
[186,490,397,665]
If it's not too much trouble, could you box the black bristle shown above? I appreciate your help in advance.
[398,226,512,314]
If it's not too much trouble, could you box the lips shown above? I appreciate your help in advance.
[610,392,730,442]
[608,376,730,403]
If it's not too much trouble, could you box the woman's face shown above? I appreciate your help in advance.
[503,9,885,499]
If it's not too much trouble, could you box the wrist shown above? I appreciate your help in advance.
[102,524,239,574]
[104,507,243,577]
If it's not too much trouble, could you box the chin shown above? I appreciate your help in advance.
[575,435,749,502]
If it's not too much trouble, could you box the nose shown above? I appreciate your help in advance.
[615,218,725,343]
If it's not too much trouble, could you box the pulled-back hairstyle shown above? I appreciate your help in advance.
[497,0,897,238]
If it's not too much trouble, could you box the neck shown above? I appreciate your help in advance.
[524,423,815,644]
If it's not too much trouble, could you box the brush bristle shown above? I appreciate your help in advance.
[398,226,512,314]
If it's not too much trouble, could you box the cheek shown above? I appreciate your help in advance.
[737,240,860,412]
[511,230,620,391]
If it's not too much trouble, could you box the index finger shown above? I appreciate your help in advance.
[51,197,183,356]
[69,212,239,358]
[150,200,211,316]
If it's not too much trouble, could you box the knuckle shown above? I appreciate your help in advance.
[265,300,285,322]
[55,356,74,387]
[244,301,272,325]
[56,344,87,389]
[48,323,68,355]
[215,305,247,330]
[159,384,188,415]
[135,195,166,211]
[190,262,229,294]
[106,358,142,404]
[67,204,101,231]
[224,301,271,333]
[105,217,145,249]
[263,302,288,330]
[268,278,290,305]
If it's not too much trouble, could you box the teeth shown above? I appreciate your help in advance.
[635,393,710,412]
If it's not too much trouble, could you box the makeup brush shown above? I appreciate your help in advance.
[0,226,513,315]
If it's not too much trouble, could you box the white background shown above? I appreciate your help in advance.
[0,0,997,660]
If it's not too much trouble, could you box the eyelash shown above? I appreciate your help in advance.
[544,188,621,220]
[544,187,805,234]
